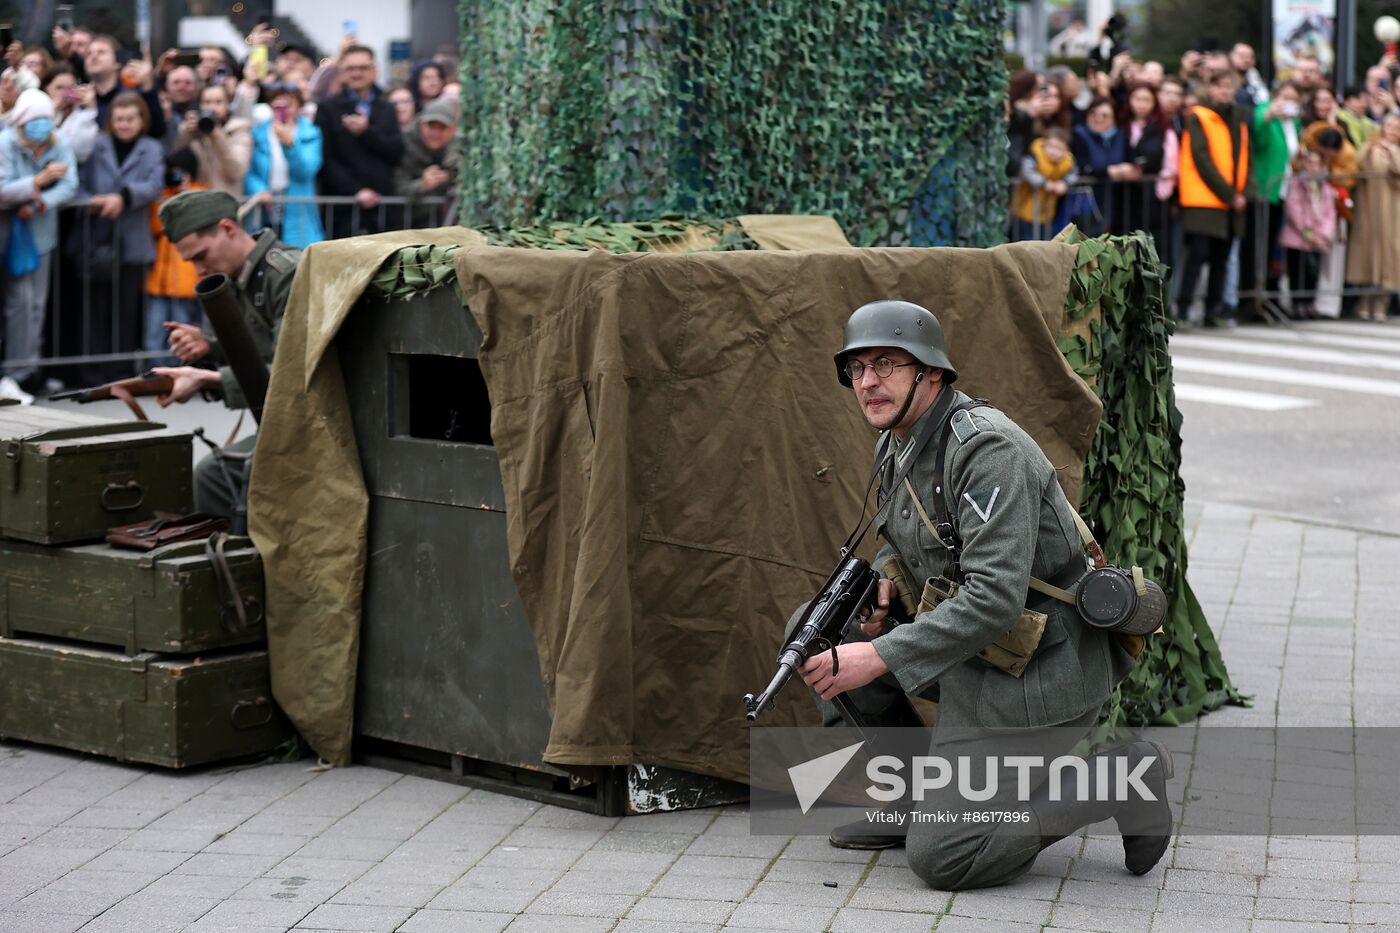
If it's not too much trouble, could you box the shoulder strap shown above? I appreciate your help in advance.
[903,400,1104,600]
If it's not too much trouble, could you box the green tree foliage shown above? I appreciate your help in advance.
[456,1,1007,246]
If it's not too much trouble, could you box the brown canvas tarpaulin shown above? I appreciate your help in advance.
[248,227,486,765]
[455,240,1098,783]
[244,217,842,767]
[738,214,853,250]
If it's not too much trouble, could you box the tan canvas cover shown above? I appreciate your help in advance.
[247,224,1093,780]
[454,241,1096,783]
[248,228,485,765]
[245,218,844,765]
[738,214,853,250]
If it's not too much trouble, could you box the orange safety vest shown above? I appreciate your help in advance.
[146,184,206,299]
[1178,105,1248,210]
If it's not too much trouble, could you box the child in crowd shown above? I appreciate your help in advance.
[1012,126,1078,240]
[146,148,206,364]
[1278,147,1337,319]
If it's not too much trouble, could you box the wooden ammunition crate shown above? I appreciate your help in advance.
[0,637,292,768]
[0,403,192,545]
[0,538,264,655]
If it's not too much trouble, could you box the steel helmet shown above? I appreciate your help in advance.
[834,300,958,386]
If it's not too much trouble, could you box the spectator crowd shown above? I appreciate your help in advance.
[1007,29,1400,328]
[0,20,462,403]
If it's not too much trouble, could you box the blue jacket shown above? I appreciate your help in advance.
[0,128,79,255]
[1071,124,1128,229]
[1071,124,1127,179]
[73,133,164,265]
[246,116,324,249]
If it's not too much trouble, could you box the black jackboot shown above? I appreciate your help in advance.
[1028,740,1174,876]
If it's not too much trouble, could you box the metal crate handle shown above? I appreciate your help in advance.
[100,480,145,512]
[230,697,274,730]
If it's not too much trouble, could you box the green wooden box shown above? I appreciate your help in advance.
[0,636,293,767]
[0,403,193,545]
[0,538,264,654]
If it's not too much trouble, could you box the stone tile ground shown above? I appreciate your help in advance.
[2,502,1396,932]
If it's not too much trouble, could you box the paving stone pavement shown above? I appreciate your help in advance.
[2,501,1397,933]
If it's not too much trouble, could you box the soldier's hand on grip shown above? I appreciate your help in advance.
[858,577,896,637]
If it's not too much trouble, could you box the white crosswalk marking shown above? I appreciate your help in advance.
[1292,321,1400,341]
[1193,329,1400,354]
[1172,334,1400,373]
[1172,356,1400,399]
[1173,383,1317,411]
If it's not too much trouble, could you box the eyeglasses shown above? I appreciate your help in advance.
[843,358,920,382]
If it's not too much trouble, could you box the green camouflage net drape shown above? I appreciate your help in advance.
[1059,230,1244,727]
[456,1,1007,246]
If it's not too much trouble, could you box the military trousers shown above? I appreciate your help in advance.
[195,434,256,529]
[787,614,1101,891]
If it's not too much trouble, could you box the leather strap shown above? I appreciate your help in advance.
[223,411,246,450]
[205,531,250,633]
[109,384,149,421]
[847,386,956,554]
[894,399,1096,606]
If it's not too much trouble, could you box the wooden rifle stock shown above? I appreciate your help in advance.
[50,371,174,421]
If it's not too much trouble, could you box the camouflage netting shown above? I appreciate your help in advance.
[1058,230,1244,727]
[456,1,1007,246]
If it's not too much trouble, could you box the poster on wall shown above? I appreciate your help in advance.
[1273,0,1337,77]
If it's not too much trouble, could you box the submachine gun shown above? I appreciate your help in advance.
[743,389,958,731]
[742,553,904,728]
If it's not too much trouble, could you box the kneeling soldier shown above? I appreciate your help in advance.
[792,299,1172,890]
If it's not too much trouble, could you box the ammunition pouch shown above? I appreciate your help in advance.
[915,574,1047,678]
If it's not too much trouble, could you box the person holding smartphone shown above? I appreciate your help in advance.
[314,44,403,238]
[394,96,459,228]
[1244,81,1304,304]
[41,64,97,163]
[245,82,323,247]
[84,35,165,140]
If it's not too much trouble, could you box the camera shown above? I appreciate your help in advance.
[196,110,218,134]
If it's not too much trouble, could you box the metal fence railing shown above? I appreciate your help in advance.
[3,174,1393,389]
[1004,168,1397,326]
[0,195,451,386]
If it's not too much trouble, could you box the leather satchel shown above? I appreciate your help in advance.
[106,512,231,551]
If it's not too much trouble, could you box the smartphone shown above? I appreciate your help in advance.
[343,18,357,37]
[0,25,13,50]
[55,5,75,32]
[1382,78,1392,91]
[173,51,202,70]
[249,44,268,78]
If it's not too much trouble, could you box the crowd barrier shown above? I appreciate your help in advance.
[0,195,451,380]
[1008,169,1397,324]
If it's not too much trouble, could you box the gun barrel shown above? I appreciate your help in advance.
[48,387,98,402]
[744,661,796,721]
[196,273,269,423]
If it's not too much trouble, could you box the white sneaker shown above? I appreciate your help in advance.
[0,375,35,405]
